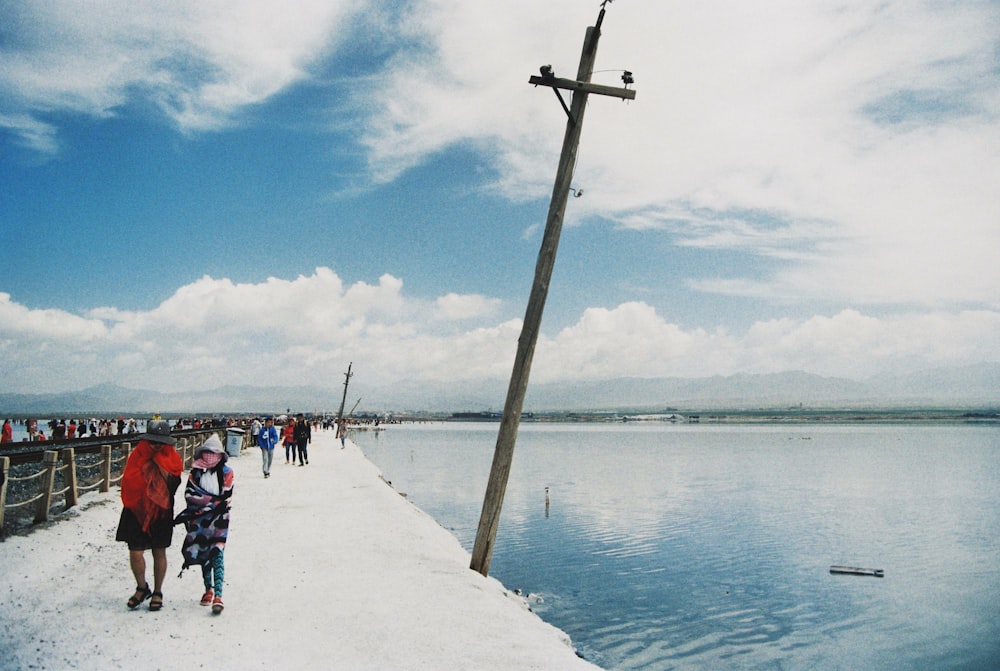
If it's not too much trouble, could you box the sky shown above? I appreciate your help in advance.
[1,0,998,397]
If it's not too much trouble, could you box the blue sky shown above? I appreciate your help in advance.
[1,1,998,396]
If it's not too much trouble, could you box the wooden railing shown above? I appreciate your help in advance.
[0,428,248,536]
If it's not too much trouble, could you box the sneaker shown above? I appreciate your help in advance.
[212,595,224,614]
[200,589,214,606]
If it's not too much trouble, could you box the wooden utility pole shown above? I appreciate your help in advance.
[470,5,635,577]
[336,362,353,427]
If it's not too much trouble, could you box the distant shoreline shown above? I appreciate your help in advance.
[3,407,996,430]
[406,407,1000,424]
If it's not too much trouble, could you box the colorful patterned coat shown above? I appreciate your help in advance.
[174,464,234,571]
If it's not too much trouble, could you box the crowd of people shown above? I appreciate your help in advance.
[0,414,371,445]
[251,412,315,478]
[0,417,145,442]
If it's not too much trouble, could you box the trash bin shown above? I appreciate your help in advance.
[225,428,245,457]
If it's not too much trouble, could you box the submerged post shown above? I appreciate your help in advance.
[470,6,635,576]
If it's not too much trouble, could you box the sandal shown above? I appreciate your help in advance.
[149,591,164,611]
[127,584,152,610]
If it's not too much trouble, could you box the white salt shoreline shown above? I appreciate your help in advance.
[0,431,602,670]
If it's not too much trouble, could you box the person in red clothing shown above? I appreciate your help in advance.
[115,420,183,612]
[1,419,12,443]
[282,417,297,464]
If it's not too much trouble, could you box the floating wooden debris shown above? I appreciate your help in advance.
[830,565,884,577]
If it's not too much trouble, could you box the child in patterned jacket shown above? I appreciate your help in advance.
[175,434,234,614]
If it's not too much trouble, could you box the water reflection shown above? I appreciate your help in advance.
[356,422,1000,671]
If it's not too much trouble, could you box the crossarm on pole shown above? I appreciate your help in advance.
[528,75,636,101]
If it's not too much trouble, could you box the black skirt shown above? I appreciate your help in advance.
[115,507,174,550]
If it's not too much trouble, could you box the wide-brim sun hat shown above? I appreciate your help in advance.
[137,419,176,446]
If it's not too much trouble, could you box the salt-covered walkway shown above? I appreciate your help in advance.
[0,431,600,670]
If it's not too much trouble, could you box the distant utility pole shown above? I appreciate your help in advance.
[470,4,635,577]
[336,362,353,427]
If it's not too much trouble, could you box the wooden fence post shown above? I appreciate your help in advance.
[61,448,78,509]
[0,456,8,531]
[35,450,58,524]
[100,444,112,493]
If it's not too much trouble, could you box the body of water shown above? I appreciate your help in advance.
[354,421,1000,670]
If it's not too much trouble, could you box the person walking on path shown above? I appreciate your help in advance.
[337,420,347,448]
[250,417,261,448]
[294,413,312,465]
[256,417,278,478]
[115,419,183,612]
[174,434,234,615]
[1,418,11,443]
[282,417,297,464]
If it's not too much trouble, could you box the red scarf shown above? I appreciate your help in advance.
[121,440,183,532]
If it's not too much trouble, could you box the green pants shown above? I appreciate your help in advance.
[202,550,225,595]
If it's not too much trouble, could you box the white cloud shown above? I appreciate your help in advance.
[0,0,368,134]
[0,114,59,154]
[434,293,502,321]
[361,0,1000,308]
[0,292,107,340]
[2,277,998,395]
[530,303,1000,383]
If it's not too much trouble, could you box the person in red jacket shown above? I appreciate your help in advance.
[115,420,183,612]
[282,417,297,464]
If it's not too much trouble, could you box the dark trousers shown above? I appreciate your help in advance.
[297,439,308,464]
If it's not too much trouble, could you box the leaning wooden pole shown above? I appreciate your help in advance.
[471,8,630,576]
[336,362,353,428]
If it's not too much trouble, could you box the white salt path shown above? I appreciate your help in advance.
[0,431,601,670]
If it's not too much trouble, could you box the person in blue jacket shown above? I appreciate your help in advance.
[256,417,279,478]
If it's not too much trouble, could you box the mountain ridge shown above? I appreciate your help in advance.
[1,364,996,415]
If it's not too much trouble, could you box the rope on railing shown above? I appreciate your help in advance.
[50,460,72,498]
[5,491,46,509]
[6,467,46,484]
[76,456,107,493]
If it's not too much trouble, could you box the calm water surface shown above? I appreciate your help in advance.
[354,422,1000,670]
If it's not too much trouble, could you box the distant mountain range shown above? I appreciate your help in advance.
[1,364,996,416]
